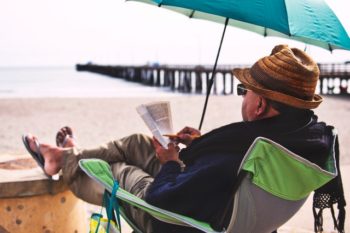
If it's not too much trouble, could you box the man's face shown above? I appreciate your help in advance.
[241,89,261,122]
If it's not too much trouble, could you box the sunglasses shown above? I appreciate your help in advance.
[237,84,248,96]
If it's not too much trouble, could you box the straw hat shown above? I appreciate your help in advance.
[233,44,323,109]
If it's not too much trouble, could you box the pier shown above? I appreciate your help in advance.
[76,63,350,96]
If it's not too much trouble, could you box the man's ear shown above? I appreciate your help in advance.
[256,97,268,116]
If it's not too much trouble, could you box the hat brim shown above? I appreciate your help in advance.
[233,68,322,109]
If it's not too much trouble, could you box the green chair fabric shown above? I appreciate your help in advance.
[226,136,337,232]
[79,136,337,233]
[241,137,337,201]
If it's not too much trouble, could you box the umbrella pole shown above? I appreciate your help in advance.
[198,17,229,130]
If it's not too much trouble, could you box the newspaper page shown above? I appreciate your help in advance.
[136,101,173,148]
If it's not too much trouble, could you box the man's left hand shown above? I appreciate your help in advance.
[152,137,181,165]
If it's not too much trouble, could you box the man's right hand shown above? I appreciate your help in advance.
[176,126,201,146]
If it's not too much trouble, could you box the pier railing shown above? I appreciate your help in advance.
[76,63,350,96]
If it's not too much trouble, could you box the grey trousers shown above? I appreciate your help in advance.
[61,134,162,232]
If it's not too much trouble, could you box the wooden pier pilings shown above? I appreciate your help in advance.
[76,63,350,96]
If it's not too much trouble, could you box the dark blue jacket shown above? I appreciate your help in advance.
[145,110,334,232]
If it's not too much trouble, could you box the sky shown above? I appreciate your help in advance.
[0,0,349,67]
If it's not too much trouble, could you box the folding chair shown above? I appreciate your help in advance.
[79,135,337,233]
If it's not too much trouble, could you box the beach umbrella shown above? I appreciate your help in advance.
[128,0,350,129]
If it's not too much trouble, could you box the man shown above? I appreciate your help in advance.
[23,44,336,232]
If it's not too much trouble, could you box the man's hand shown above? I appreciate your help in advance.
[152,137,181,165]
[176,126,201,146]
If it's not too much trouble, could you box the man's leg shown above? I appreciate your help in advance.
[25,133,160,232]
[60,134,161,232]
[61,133,161,198]
[110,133,162,177]
[62,155,157,232]
[61,159,155,232]
[61,132,158,176]
[63,133,161,181]
[111,162,155,233]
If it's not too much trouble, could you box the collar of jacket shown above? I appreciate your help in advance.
[180,110,315,163]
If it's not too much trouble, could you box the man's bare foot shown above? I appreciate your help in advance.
[56,126,77,148]
[26,134,64,176]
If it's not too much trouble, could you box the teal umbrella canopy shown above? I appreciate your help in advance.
[128,0,350,130]
[130,0,350,51]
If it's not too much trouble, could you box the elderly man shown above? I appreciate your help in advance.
[23,44,339,232]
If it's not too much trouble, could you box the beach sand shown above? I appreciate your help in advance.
[0,95,349,232]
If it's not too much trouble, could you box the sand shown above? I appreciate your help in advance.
[0,95,349,232]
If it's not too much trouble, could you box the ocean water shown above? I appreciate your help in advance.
[0,67,179,98]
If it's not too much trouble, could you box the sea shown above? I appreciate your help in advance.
[0,66,180,98]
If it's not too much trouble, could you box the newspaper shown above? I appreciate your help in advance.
[136,101,174,148]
